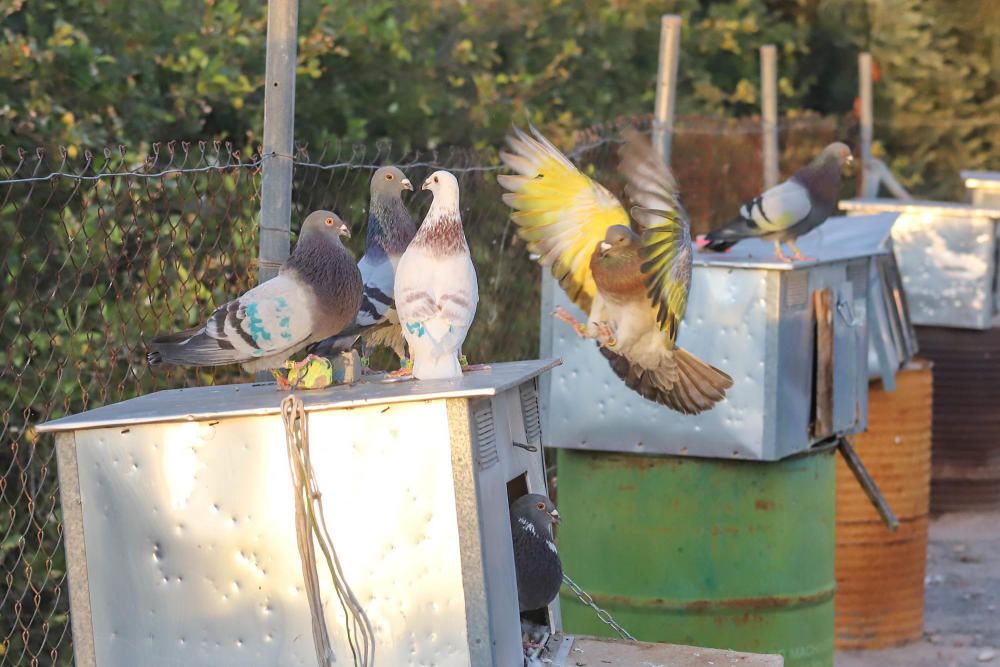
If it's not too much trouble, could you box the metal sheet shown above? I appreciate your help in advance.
[962,170,1000,209]
[38,359,560,434]
[73,401,475,666]
[692,213,895,269]
[841,198,1000,330]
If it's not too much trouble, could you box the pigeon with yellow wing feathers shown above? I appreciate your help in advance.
[498,126,732,415]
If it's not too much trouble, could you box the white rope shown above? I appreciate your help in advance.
[282,394,376,667]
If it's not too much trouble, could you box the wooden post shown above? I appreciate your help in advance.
[813,289,834,439]
[259,0,299,284]
[760,44,779,190]
[859,52,876,197]
[652,15,682,164]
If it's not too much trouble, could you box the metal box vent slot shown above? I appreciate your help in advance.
[474,401,499,470]
[519,380,542,446]
[784,271,809,310]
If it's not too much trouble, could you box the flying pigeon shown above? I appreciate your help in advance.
[392,170,479,380]
[147,210,363,374]
[499,126,733,415]
[510,493,562,614]
[701,142,854,261]
[310,166,417,365]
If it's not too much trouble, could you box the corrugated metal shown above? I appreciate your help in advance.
[556,446,835,667]
[915,326,1000,512]
[835,363,932,649]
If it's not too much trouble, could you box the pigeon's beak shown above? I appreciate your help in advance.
[421,178,432,192]
[548,509,561,525]
[846,154,855,166]
[402,178,413,191]
[339,224,351,239]
[599,241,612,255]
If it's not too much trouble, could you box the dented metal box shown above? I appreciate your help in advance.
[540,214,898,462]
[841,198,1000,330]
[39,360,559,667]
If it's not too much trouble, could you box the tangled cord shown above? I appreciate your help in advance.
[282,394,375,667]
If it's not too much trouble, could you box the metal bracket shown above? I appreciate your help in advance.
[837,436,900,531]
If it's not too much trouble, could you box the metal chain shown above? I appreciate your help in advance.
[561,573,636,641]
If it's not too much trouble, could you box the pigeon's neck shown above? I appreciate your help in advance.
[284,235,352,302]
[793,157,842,206]
[367,194,415,258]
[590,247,645,300]
[413,201,467,255]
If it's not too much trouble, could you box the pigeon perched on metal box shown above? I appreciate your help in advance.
[147,210,363,374]
[310,166,416,365]
[499,125,732,414]
[510,493,562,613]
[393,170,479,380]
[701,142,853,261]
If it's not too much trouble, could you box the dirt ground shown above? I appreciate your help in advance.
[835,511,1000,667]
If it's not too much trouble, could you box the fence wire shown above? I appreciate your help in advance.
[0,114,849,664]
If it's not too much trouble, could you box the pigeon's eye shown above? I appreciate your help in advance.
[433,176,439,183]
[385,173,393,180]
[536,502,545,510]
[324,217,334,226]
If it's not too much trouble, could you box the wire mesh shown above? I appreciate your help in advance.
[0,113,853,664]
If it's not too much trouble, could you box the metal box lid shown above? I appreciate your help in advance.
[541,214,895,462]
[962,170,1000,192]
[841,198,1000,330]
[37,359,561,433]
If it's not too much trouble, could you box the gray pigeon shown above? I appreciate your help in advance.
[510,493,562,613]
[310,166,417,365]
[701,142,853,261]
[147,210,363,373]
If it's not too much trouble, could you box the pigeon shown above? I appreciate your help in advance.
[510,493,562,613]
[147,210,363,374]
[392,170,479,380]
[499,126,733,415]
[310,166,417,365]
[701,142,853,261]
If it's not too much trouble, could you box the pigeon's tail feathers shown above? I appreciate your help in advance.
[701,217,758,252]
[308,331,361,357]
[599,345,733,415]
[411,352,462,380]
[147,328,243,367]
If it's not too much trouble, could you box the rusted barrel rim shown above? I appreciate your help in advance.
[575,587,836,612]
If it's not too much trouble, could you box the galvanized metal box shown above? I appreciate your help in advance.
[540,214,898,462]
[841,198,1000,330]
[962,170,1000,208]
[39,360,559,667]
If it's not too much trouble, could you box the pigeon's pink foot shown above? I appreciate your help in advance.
[273,372,293,390]
[385,367,412,379]
[788,241,815,262]
[593,322,617,348]
[773,241,793,263]
[695,236,711,249]
[522,641,544,651]
[553,306,587,338]
[462,363,491,373]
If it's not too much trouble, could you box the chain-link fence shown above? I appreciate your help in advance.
[0,114,849,664]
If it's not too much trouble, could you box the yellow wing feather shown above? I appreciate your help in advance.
[498,125,628,313]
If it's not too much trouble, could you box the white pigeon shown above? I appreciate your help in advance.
[393,170,478,380]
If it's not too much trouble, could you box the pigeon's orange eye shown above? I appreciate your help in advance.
[386,173,393,180]
[325,217,334,226]
[536,502,545,510]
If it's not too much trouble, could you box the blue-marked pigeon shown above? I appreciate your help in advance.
[701,142,853,261]
[392,170,479,380]
[510,493,562,613]
[310,166,416,364]
[147,210,363,373]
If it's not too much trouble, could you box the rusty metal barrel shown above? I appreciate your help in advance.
[914,326,1000,512]
[835,362,932,648]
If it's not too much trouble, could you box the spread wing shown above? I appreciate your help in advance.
[618,128,693,343]
[498,125,629,313]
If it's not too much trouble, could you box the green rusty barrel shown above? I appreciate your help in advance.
[557,446,836,667]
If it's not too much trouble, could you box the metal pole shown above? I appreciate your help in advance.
[652,14,682,163]
[760,44,779,190]
[859,52,876,197]
[259,0,299,284]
